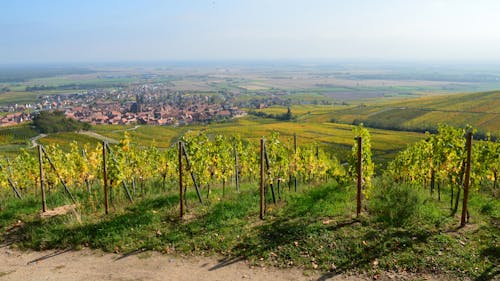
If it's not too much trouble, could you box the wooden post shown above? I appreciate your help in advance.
[38,145,46,213]
[235,147,240,193]
[41,146,77,204]
[260,138,265,220]
[102,141,109,214]
[82,149,91,193]
[356,137,362,218]
[461,132,473,227]
[179,141,184,218]
[181,143,203,204]
[7,178,22,199]
[0,159,23,199]
[132,177,136,195]
[294,133,297,192]
[263,142,276,204]
[105,143,133,203]
[430,169,435,196]
[0,162,22,199]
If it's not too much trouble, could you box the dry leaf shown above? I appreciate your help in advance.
[322,219,332,225]
[330,263,337,271]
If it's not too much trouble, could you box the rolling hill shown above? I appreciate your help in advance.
[258,91,500,137]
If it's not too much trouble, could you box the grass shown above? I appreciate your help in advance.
[1,179,498,280]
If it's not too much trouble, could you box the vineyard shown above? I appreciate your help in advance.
[0,125,499,280]
[0,130,346,210]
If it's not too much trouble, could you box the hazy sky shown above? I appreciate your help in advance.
[2,0,500,64]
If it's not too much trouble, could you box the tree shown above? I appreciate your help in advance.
[32,111,90,133]
[284,106,292,120]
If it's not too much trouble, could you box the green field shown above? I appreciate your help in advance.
[0,90,72,105]
[0,72,139,105]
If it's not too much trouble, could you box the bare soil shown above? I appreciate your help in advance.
[0,248,455,281]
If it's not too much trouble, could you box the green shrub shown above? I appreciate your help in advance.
[368,178,424,227]
[480,199,500,219]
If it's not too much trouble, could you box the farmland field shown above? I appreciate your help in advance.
[256,91,500,138]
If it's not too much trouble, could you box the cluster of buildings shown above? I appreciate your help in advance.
[0,83,246,127]
[0,112,32,127]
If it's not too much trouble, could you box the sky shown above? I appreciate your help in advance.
[1,0,500,64]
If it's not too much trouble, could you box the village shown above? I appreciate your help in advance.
[0,83,247,127]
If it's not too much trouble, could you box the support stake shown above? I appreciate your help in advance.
[461,132,473,227]
[105,143,133,203]
[181,143,203,204]
[38,145,47,212]
[356,137,362,218]
[179,141,184,218]
[234,147,240,193]
[263,142,276,204]
[41,146,77,204]
[260,138,265,219]
[294,133,298,192]
[102,141,109,214]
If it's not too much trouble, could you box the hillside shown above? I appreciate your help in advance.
[335,91,500,136]
[258,91,500,137]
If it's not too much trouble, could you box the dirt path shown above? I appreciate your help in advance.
[0,248,318,281]
[0,248,453,281]
[77,125,141,144]
[77,131,119,144]
[30,133,47,147]
[110,125,141,133]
